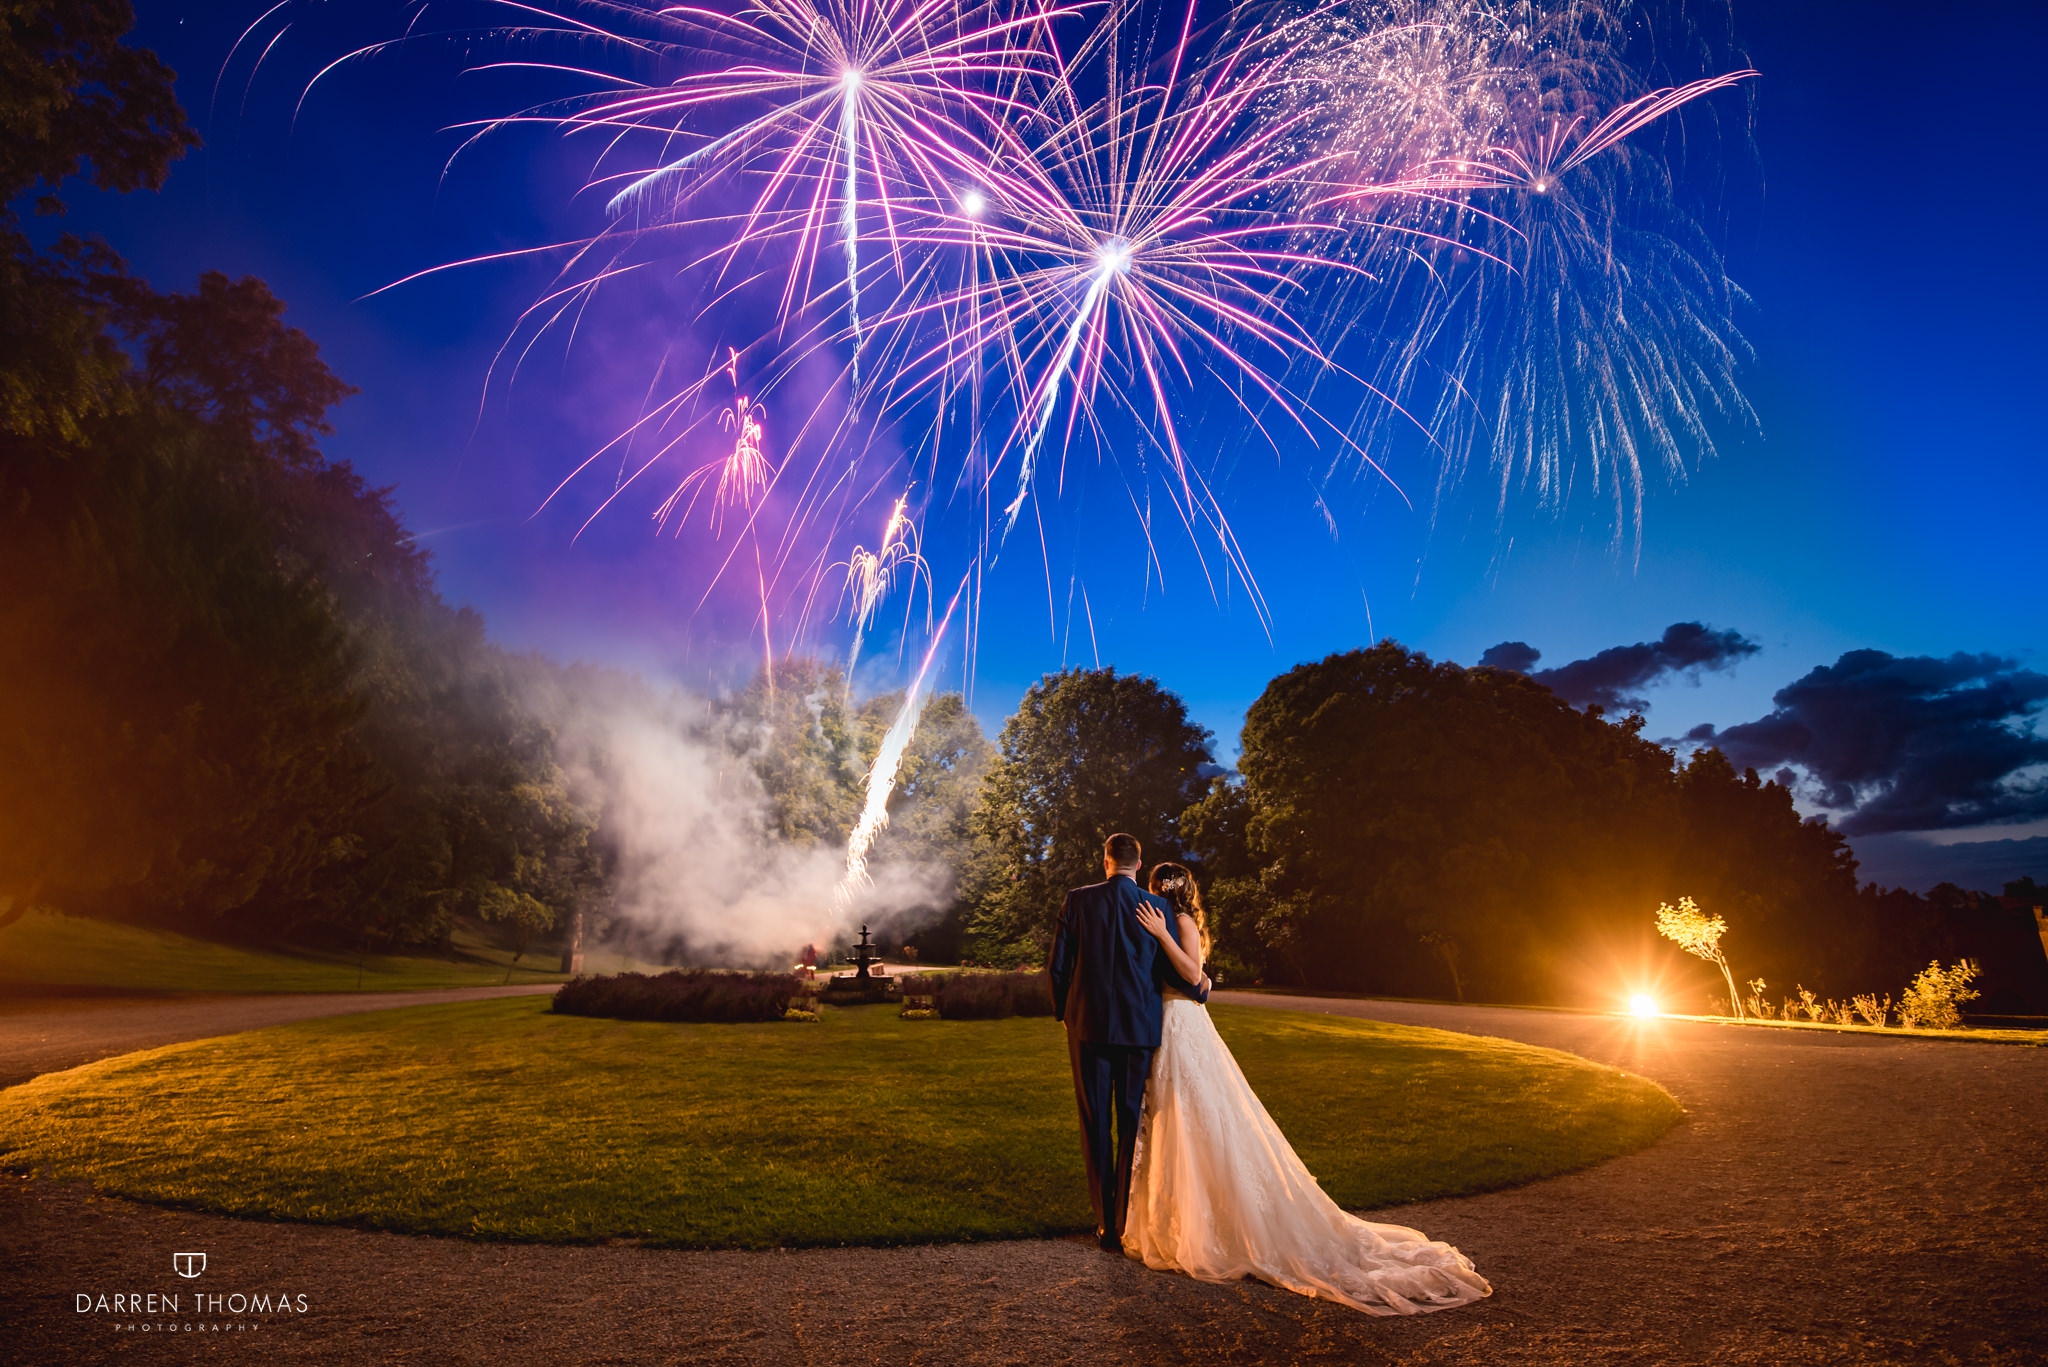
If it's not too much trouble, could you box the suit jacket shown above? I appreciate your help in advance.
[1048,874,1209,1049]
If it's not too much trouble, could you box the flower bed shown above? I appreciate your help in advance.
[553,969,802,1023]
[903,970,1056,1020]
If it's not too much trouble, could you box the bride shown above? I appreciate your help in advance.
[1125,862,1493,1316]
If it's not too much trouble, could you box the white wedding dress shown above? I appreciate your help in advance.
[1123,997,1493,1315]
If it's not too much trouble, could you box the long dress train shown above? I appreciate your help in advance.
[1123,997,1493,1316]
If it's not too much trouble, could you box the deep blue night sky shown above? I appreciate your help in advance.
[48,0,2048,888]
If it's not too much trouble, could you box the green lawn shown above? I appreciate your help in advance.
[0,997,1680,1248]
[0,909,660,994]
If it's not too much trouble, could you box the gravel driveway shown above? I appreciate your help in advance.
[2,991,2042,1365]
[0,985,560,1090]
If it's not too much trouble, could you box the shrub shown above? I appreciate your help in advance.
[902,970,1056,1020]
[1898,959,1980,1030]
[1851,992,1890,1028]
[553,970,802,1023]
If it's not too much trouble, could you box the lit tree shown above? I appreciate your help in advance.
[1655,896,1743,1018]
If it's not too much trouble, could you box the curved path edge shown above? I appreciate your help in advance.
[0,984,559,1091]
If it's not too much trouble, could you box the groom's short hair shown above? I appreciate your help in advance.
[1104,833,1142,867]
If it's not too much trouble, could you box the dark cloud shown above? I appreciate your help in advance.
[1847,833,2048,895]
[1477,641,1541,673]
[1479,622,1760,713]
[1713,650,2048,835]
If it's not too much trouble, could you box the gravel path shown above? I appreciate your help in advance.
[3,991,2043,1365]
[0,985,559,1089]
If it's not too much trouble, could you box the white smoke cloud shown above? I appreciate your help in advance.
[537,673,951,967]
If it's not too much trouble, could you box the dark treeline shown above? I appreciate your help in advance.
[0,5,980,961]
[0,10,610,949]
[950,655,2048,1014]
[0,236,605,949]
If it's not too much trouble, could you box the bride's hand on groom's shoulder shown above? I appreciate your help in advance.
[1133,902,1168,939]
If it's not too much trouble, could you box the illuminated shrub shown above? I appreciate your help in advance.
[1655,897,1744,1018]
[1897,960,1980,1030]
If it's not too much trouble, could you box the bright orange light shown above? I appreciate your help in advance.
[1629,993,1660,1018]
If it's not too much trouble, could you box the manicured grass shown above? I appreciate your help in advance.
[0,998,1681,1249]
[0,909,659,994]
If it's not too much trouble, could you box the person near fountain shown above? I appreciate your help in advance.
[1121,862,1493,1315]
[1048,833,1208,1253]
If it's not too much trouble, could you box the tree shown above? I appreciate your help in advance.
[852,690,993,960]
[964,668,1213,964]
[1669,748,1860,989]
[1655,896,1742,1017]
[0,8,611,947]
[0,260,378,930]
[0,0,196,223]
[858,691,992,861]
[715,658,864,846]
[1411,916,1466,1001]
[1198,641,1677,997]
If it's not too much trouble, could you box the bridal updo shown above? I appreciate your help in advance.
[1147,862,1210,956]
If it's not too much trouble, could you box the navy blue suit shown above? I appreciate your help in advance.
[1048,873,1208,1245]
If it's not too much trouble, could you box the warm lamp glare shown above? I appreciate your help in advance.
[1629,993,1659,1018]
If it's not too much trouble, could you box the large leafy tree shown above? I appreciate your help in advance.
[854,691,993,863]
[853,691,993,960]
[715,659,866,846]
[1192,642,1679,998]
[965,668,1213,964]
[1668,747,1860,984]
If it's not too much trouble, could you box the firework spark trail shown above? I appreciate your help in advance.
[525,0,1079,361]
[865,2,1377,591]
[840,69,866,388]
[836,493,931,683]
[833,572,969,911]
[1001,248,1120,532]
[243,0,1762,920]
[1397,72,1759,198]
[1281,1,1758,549]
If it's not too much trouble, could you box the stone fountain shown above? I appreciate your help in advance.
[820,924,898,1005]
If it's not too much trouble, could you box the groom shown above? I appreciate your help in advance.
[1048,832,1208,1252]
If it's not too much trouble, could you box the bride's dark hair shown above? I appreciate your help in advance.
[1147,862,1210,956]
